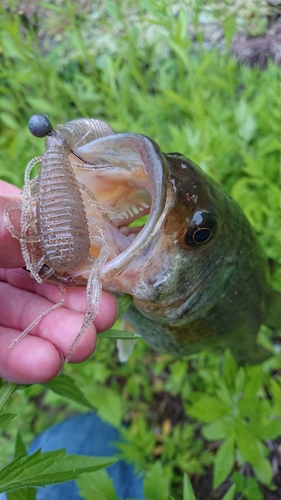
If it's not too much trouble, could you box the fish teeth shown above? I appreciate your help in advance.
[127,208,135,217]
[114,203,150,224]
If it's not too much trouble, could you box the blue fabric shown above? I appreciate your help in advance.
[0,413,144,500]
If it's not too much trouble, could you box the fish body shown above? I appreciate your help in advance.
[73,132,280,364]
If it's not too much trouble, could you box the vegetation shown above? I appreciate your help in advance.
[0,1,280,498]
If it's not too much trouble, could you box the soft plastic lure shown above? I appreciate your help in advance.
[5,115,115,361]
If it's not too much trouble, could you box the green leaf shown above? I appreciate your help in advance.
[116,294,133,319]
[202,420,228,441]
[183,473,196,500]
[244,477,263,500]
[222,350,238,392]
[234,368,245,394]
[0,112,19,130]
[188,396,230,423]
[0,449,117,493]
[221,484,236,500]
[104,0,122,19]
[239,366,264,411]
[260,418,281,440]
[9,431,36,499]
[235,100,256,143]
[270,379,281,417]
[231,471,244,491]
[7,487,36,500]
[43,374,94,409]
[236,421,261,467]
[92,387,122,428]
[253,457,272,486]
[232,473,263,500]
[77,470,118,500]
[0,383,23,412]
[0,413,16,426]
[167,40,190,69]
[144,462,170,500]
[213,435,235,488]
[14,434,27,459]
[223,12,236,50]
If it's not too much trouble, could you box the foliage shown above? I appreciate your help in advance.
[187,350,281,490]
[0,0,280,499]
[1,449,116,495]
[0,418,116,498]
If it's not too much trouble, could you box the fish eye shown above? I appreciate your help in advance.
[183,211,217,247]
[28,114,53,138]
[192,227,212,244]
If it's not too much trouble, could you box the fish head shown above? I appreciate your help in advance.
[72,134,242,325]
[120,152,242,324]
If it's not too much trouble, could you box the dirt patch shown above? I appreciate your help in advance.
[231,19,281,68]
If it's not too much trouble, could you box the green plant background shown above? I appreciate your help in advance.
[0,1,281,499]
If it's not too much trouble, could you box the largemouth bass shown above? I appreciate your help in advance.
[6,116,280,364]
[72,127,281,364]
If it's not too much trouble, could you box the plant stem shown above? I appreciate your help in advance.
[98,329,141,340]
[0,383,19,412]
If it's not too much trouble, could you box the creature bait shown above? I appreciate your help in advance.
[5,115,115,360]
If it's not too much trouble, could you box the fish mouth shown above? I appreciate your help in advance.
[73,133,170,283]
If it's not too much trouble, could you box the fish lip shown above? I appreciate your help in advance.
[74,133,170,282]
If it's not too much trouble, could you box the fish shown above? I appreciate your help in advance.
[6,117,280,364]
[71,129,281,365]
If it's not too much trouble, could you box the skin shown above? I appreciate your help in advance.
[0,180,118,384]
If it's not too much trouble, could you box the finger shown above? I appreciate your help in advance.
[0,180,22,196]
[0,328,64,384]
[0,280,97,362]
[94,292,118,332]
[0,268,118,331]
[0,187,25,268]
[0,181,21,196]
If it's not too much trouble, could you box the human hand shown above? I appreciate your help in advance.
[0,181,118,384]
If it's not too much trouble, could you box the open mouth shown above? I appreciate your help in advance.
[4,125,171,358]
[72,133,170,282]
